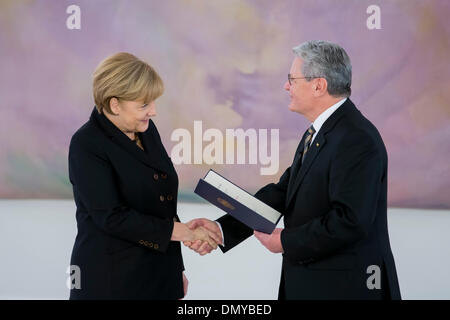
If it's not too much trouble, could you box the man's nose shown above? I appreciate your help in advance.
[284,80,290,91]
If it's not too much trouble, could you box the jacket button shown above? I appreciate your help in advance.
[153,174,159,180]
[161,173,167,179]
[167,195,173,201]
[160,195,165,202]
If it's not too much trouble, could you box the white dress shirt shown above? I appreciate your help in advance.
[310,98,347,144]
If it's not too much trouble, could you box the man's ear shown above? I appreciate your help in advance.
[313,78,328,97]
[109,97,120,115]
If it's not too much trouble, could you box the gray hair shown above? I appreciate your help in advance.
[293,40,352,97]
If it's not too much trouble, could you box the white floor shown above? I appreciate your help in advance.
[0,200,449,300]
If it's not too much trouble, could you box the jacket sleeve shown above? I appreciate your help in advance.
[217,167,291,253]
[69,133,174,253]
[254,166,291,212]
[281,131,383,264]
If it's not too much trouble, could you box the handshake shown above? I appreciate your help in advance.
[173,218,285,255]
[184,218,223,255]
[172,219,223,255]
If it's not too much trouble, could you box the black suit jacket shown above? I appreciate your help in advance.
[217,99,401,300]
[68,108,184,300]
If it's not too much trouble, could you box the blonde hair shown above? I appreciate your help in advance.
[92,52,164,114]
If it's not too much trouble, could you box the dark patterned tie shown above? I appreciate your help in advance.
[301,125,316,164]
[288,125,316,191]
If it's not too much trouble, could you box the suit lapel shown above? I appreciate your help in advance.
[285,99,357,208]
[140,129,173,173]
[90,108,170,173]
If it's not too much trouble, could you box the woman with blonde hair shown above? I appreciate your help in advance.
[68,52,220,299]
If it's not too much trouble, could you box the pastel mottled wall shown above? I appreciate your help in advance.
[0,0,449,208]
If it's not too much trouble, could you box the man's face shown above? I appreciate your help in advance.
[284,57,314,115]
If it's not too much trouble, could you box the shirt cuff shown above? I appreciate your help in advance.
[216,221,225,246]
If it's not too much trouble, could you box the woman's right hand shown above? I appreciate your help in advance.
[190,226,218,250]
[171,222,219,250]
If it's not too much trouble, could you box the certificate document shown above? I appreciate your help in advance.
[194,170,282,234]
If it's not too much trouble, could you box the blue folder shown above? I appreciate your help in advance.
[194,170,281,234]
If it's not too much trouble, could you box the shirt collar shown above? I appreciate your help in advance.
[311,98,347,134]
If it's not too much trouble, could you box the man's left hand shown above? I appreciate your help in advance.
[254,228,284,253]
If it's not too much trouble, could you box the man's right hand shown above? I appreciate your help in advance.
[184,218,224,255]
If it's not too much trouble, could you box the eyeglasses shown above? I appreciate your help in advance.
[287,74,320,85]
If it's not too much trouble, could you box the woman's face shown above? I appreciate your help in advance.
[108,97,157,134]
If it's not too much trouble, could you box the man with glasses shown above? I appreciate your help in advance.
[186,40,401,300]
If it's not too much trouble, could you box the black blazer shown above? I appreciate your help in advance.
[68,107,184,300]
[217,99,401,300]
